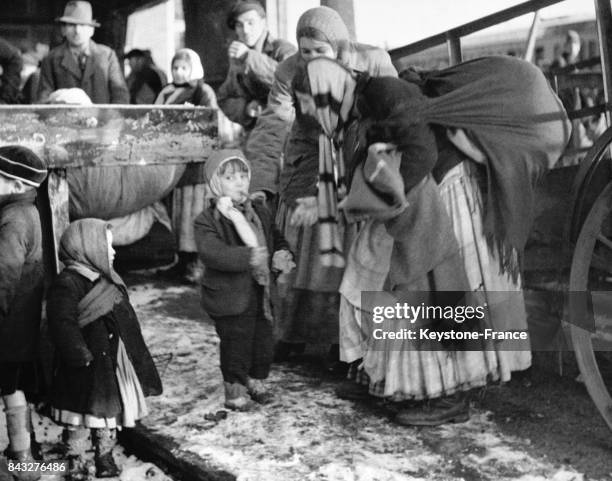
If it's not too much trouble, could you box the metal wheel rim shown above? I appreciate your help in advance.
[568,181,612,431]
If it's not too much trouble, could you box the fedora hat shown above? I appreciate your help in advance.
[57,1,100,27]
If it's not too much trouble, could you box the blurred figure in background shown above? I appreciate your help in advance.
[0,37,24,104]
[156,48,217,284]
[218,0,296,132]
[124,48,167,104]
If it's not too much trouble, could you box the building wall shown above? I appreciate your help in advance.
[125,0,176,78]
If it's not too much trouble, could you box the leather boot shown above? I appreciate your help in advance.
[4,405,39,481]
[334,380,372,401]
[394,394,470,427]
[62,428,93,481]
[246,378,274,405]
[91,428,120,478]
[224,382,256,411]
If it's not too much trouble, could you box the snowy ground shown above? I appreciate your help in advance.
[0,275,606,481]
[0,410,170,481]
[128,277,594,481]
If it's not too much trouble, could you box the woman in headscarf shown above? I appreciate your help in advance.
[293,56,569,425]
[246,6,397,366]
[47,219,162,477]
[156,48,218,284]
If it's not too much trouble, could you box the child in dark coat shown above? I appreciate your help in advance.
[0,146,47,479]
[194,149,294,411]
[47,219,162,479]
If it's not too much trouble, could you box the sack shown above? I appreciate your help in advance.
[339,143,408,222]
[68,164,185,220]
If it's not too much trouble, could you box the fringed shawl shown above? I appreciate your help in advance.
[303,58,357,268]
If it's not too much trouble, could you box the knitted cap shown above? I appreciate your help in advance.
[227,0,266,29]
[0,145,48,187]
[296,6,349,50]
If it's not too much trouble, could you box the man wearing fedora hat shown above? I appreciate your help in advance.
[37,0,129,104]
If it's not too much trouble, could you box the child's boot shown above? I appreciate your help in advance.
[91,428,120,478]
[223,383,256,411]
[62,427,93,481]
[246,378,274,405]
[4,405,39,481]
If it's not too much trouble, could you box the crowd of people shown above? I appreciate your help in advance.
[0,0,576,480]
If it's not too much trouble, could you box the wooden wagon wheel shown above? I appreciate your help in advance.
[568,180,612,431]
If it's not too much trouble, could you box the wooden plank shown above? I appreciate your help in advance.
[0,105,218,168]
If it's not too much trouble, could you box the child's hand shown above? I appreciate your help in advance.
[250,246,269,269]
[272,249,295,274]
[216,196,234,219]
[289,196,318,226]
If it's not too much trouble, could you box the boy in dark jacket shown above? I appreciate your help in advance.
[194,150,294,411]
[0,145,47,476]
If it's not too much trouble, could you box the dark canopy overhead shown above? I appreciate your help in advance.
[0,0,166,53]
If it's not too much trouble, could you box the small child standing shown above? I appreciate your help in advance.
[195,150,294,411]
[46,219,162,479]
[0,146,47,478]
[156,48,218,284]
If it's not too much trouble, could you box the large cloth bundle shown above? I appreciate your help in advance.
[388,56,572,272]
[68,164,186,220]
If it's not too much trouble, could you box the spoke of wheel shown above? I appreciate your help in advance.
[597,233,612,251]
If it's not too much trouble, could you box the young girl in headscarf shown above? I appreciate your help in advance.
[245,6,398,369]
[194,150,294,411]
[156,48,218,284]
[47,219,162,479]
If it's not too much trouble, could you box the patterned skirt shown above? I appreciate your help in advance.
[273,201,357,345]
[341,161,531,400]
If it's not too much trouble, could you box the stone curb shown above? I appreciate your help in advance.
[119,424,235,481]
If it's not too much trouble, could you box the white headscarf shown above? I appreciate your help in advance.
[174,48,204,81]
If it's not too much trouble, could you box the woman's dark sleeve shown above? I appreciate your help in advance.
[363,77,439,192]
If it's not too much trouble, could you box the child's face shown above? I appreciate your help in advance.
[219,165,250,203]
[172,59,191,84]
[0,174,26,195]
[106,229,116,267]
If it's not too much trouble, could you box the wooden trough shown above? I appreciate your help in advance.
[0,104,221,273]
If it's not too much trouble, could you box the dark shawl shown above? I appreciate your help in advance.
[368,56,571,274]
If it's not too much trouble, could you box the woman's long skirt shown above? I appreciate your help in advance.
[340,161,531,400]
[274,201,356,345]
